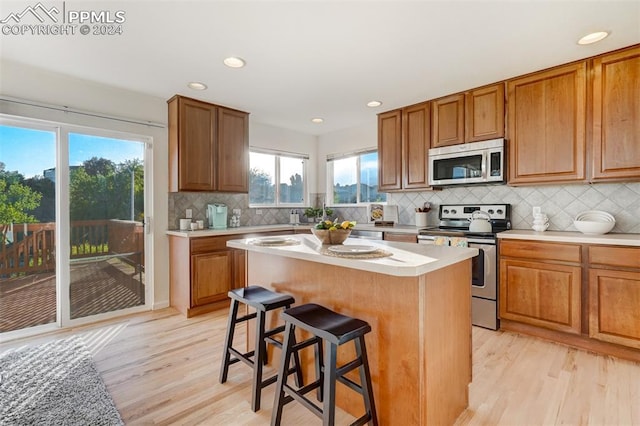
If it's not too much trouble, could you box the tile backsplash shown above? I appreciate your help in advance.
[169,182,640,234]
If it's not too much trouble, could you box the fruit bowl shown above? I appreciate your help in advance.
[311,228,352,245]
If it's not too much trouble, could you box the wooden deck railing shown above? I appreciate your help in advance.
[0,219,144,277]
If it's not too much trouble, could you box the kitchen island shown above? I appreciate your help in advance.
[227,234,478,425]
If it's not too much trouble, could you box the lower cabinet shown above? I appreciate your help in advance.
[499,239,640,360]
[169,231,288,317]
[588,246,640,350]
[500,244,581,334]
[191,251,232,307]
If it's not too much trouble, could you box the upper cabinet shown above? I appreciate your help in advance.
[591,45,640,181]
[431,94,464,147]
[168,95,249,193]
[507,62,587,185]
[378,102,431,191]
[431,83,505,148]
[465,84,505,143]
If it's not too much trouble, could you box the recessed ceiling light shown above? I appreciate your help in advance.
[578,31,609,45]
[311,118,324,124]
[367,100,382,108]
[224,57,246,68]
[187,82,207,90]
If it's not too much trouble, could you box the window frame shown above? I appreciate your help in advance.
[326,148,386,207]
[248,148,308,208]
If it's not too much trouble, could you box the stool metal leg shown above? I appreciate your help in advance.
[271,322,295,426]
[220,299,240,383]
[315,338,324,402]
[252,310,267,412]
[322,342,338,426]
[356,336,378,426]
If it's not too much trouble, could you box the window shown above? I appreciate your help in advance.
[327,150,386,205]
[249,150,307,206]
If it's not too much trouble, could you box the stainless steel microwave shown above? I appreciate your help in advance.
[428,138,505,186]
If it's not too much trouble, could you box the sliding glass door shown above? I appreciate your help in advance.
[0,117,150,335]
[67,132,146,320]
[0,123,57,333]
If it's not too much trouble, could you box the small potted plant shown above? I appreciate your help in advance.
[303,207,334,222]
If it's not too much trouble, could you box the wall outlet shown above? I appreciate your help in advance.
[185,209,192,219]
[532,206,541,216]
[256,209,262,215]
[233,209,241,216]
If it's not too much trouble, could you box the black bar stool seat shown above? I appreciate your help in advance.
[272,303,378,426]
[220,285,302,412]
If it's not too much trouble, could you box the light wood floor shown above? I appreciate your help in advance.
[1,307,639,425]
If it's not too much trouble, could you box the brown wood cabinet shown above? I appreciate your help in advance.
[168,95,249,193]
[169,231,288,317]
[588,246,640,349]
[383,232,417,243]
[507,62,587,184]
[591,45,640,181]
[499,240,582,334]
[431,94,465,147]
[431,83,505,148]
[378,109,403,191]
[378,103,431,191]
[500,239,640,361]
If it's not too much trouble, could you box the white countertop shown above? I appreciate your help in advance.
[166,224,313,238]
[498,230,640,247]
[166,223,425,238]
[227,234,478,277]
[353,224,424,234]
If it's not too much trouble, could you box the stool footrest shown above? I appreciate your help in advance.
[234,312,257,323]
[283,383,323,419]
[336,357,363,377]
[351,414,373,426]
[337,375,363,395]
[228,348,256,367]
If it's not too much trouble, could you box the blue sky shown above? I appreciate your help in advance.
[0,125,144,178]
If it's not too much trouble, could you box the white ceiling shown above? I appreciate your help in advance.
[1,1,639,135]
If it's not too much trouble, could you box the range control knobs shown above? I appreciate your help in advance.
[497,209,503,215]
[443,209,450,214]
[488,209,495,214]
[451,209,457,215]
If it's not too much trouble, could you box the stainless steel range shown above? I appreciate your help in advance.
[418,204,511,330]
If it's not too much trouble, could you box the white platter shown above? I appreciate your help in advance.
[328,245,377,254]
[251,237,298,246]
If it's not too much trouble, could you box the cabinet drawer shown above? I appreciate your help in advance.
[191,236,228,253]
[589,246,640,269]
[500,240,581,263]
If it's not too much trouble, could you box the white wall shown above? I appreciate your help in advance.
[316,117,378,193]
[0,59,171,309]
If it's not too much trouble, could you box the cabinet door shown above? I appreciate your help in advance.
[431,93,464,147]
[591,46,640,181]
[499,259,581,334]
[589,269,640,349]
[507,62,587,184]
[465,83,505,142]
[402,102,431,189]
[177,97,217,191]
[378,110,403,191]
[191,251,232,307]
[217,107,249,192]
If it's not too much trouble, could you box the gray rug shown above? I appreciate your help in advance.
[0,336,123,426]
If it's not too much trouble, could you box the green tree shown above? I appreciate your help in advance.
[0,175,42,243]
[249,167,274,204]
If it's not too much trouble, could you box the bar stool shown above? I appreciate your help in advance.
[220,285,303,412]
[271,303,378,426]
